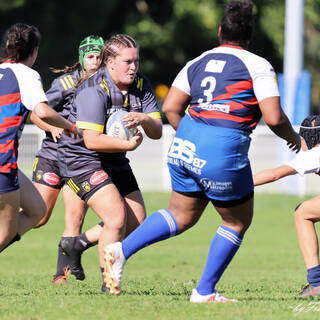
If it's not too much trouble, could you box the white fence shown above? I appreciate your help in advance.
[18,124,318,195]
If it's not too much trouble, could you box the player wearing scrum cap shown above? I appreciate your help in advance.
[254,115,320,297]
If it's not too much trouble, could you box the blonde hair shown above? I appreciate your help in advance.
[50,61,81,74]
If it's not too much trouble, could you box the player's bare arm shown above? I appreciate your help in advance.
[162,86,190,130]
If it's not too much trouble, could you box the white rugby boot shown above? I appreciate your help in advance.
[190,288,238,303]
[103,242,126,295]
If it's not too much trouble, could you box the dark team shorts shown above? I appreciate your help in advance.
[167,115,254,208]
[32,157,65,189]
[65,167,139,203]
[0,171,19,194]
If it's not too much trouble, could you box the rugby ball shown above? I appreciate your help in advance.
[106,110,135,140]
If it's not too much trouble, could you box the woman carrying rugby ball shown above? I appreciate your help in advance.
[57,34,162,292]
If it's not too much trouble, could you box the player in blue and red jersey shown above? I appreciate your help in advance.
[0,23,81,253]
[103,1,301,301]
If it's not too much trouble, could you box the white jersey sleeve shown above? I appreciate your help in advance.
[286,146,320,176]
[250,59,280,102]
[11,63,47,111]
[171,63,191,95]
[233,49,280,102]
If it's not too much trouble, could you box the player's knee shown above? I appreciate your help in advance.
[33,215,49,228]
[102,215,125,232]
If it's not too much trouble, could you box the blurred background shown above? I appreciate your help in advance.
[1,0,320,113]
[1,0,320,195]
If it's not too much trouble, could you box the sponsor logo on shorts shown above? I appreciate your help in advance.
[81,181,91,192]
[167,137,207,175]
[36,170,43,181]
[200,178,232,193]
[90,170,108,185]
[43,172,60,185]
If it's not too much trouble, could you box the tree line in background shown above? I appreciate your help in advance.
[1,0,320,113]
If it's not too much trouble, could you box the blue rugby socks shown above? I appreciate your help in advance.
[196,225,243,295]
[307,265,320,287]
[122,209,179,260]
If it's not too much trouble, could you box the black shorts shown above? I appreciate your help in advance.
[32,157,65,189]
[66,168,139,203]
[175,190,254,208]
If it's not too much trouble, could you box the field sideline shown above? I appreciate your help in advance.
[0,192,319,320]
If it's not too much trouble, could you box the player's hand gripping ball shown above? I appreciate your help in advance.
[106,110,136,140]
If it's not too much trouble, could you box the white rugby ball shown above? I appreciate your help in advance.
[106,110,135,140]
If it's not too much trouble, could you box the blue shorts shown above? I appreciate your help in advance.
[167,115,253,203]
[0,172,19,194]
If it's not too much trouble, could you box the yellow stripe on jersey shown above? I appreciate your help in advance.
[147,111,161,119]
[124,96,129,108]
[99,79,110,97]
[136,77,143,91]
[67,75,76,87]
[63,76,73,89]
[59,78,68,90]
[67,179,80,193]
[76,121,104,132]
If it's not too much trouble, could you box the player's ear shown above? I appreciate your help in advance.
[107,57,115,70]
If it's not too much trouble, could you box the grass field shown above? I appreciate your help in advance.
[1,192,320,320]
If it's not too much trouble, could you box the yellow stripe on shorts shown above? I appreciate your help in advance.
[67,179,80,193]
[32,157,39,172]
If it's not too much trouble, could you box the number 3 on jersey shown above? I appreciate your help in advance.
[198,76,216,103]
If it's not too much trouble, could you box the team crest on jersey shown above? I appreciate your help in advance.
[36,170,44,181]
[81,181,91,192]
[90,170,108,185]
[43,172,60,185]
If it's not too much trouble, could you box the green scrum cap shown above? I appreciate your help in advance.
[78,35,104,70]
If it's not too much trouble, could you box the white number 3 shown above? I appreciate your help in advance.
[198,76,216,103]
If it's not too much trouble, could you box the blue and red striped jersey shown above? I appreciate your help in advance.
[172,45,279,132]
[0,62,47,173]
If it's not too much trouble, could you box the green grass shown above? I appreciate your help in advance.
[1,192,320,320]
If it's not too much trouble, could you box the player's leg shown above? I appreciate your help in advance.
[120,191,208,258]
[101,189,146,292]
[103,191,208,294]
[192,195,253,302]
[87,183,126,269]
[62,185,88,236]
[31,157,63,228]
[18,169,47,235]
[53,185,88,283]
[294,196,320,296]
[32,183,60,228]
[65,169,145,283]
[0,189,20,252]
